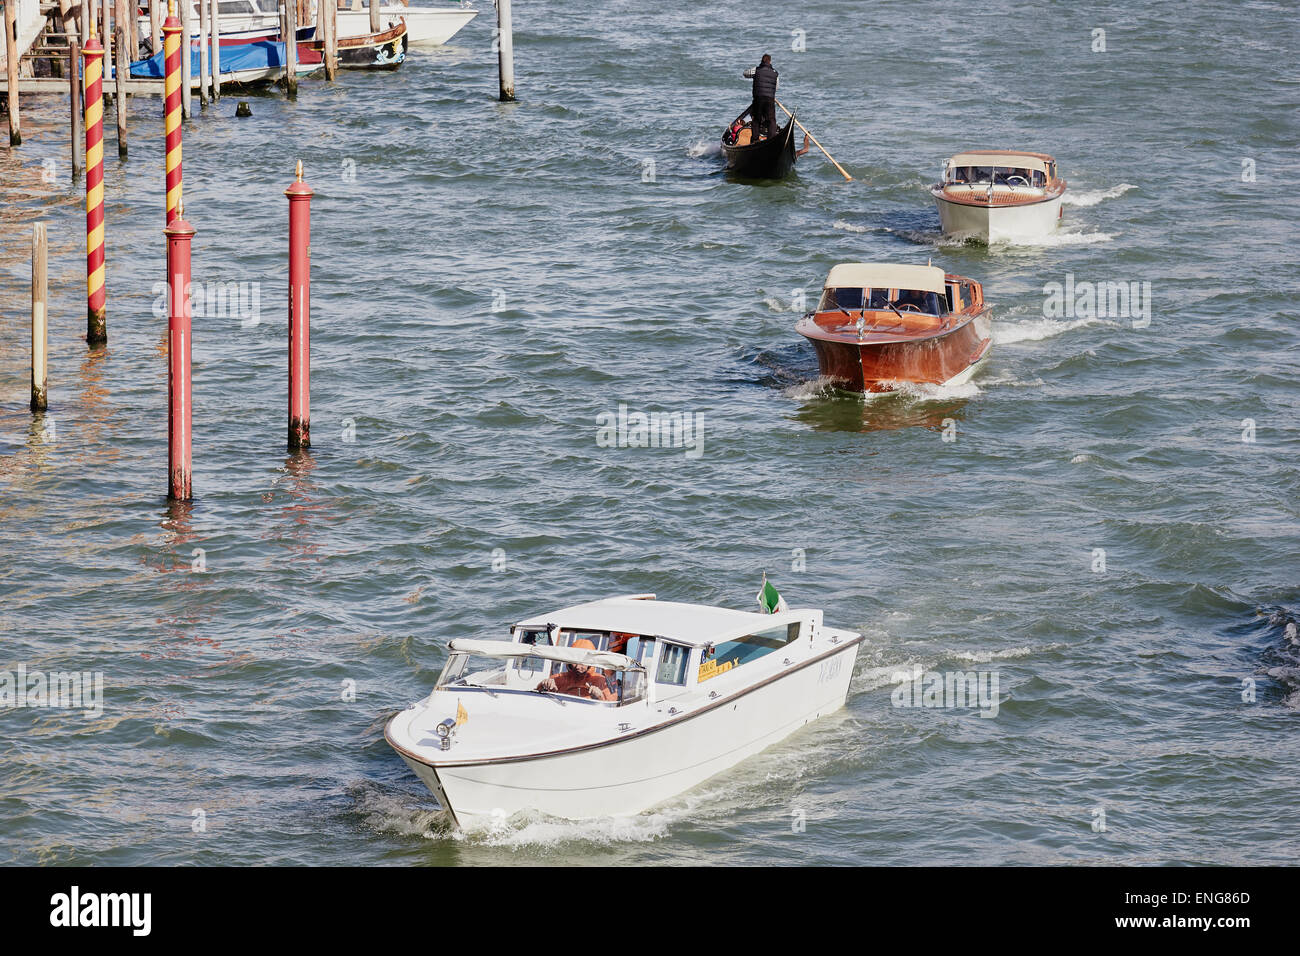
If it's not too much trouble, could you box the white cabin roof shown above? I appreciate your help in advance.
[515,596,812,647]
[947,150,1052,173]
[824,263,946,294]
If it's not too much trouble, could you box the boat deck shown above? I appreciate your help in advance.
[801,308,962,344]
[934,181,1067,207]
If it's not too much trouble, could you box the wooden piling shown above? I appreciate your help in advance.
[163,7,181,223]
[197,0,208,106]
[150,0,161,53]
[99,0,108,59]
[368,0,379,33]
[286,160,313,450]
[283,0,297,99]
[4,0,20,145]
[115,0,128,157]
[322,0,337,80]
[31,224,48,412]
[83,39,107,345]
[165,203,195,500]
[209,0,219,99]
[496,0,514,102]
[179,0,191,118]
[70,39,83,178]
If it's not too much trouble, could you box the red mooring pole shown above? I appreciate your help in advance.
[165,205,196,500]
[286,160,313,450]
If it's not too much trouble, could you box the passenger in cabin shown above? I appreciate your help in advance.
[535,639,616,701]
[750,54,779,140]
[893,289,930,311]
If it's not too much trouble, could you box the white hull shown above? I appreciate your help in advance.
[337,7,476,45]
[933,193,1063,243]
[393,641,860,823]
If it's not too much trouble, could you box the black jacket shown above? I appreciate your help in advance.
[752,63,778,100]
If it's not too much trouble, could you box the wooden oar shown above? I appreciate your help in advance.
[776,100,852,182]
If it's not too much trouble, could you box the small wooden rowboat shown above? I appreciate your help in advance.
[306,22,408,70]
[720,107,797,179]
[795,263,992,392]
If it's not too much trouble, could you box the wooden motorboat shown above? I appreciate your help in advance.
[307,21,407,69]
[385,592,862,825]
[795,263,992,392]
[720,106,797,179]
[931,149,1067,242]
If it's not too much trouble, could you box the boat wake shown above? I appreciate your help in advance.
[993,316,1116,345]
[782,375,843,400]
[876,379,982,401]
[1062,183,1137,207]
[988,228,1116,248]
[451,807,679,848]
[1258,608,1300,711]
[687,139,721,158]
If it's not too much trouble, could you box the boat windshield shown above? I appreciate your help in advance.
[949,165,1046,187]
[820,288,949,316]
[436,646,647,705]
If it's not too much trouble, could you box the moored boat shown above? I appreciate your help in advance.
[931,149,1067,242]
[720,105,797,179]
[385,592,862,825]
[795,263,992,392]
[129,37,320,87]
[308,21,406,69]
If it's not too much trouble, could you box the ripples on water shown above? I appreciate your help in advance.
[0,0,1297,864]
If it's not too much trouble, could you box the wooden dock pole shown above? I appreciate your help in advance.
[197,0,208,106]
[283,0,297,99]
[114,0,128,157]
[4,0,20,145]
[70,39,83,178]
[368,0,378,33]
[150,0,161,53]
[180,0,191,118]
[495,0,514,102]
[83,39,107,345]
[31,224,48,412]
[286,160,313,450]
[99,0,108,63]
[322,0,337,80]
[209,0,219,99]
[165,204,195,499]
[163,4,181,223]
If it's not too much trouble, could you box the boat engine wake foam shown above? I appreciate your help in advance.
[993,316,1116,345]
[450,807,680,848]
[687,139,721,158]
[1062,183,1138,207]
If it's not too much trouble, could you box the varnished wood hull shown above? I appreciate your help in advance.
[307,23,407,70]
[799,315,992,392]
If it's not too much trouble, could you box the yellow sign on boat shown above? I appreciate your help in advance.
[697,657,738,682]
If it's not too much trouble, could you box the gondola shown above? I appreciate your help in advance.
[720,107,797,179]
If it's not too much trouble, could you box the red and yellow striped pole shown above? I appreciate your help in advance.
[83,38,107,346]
[163,3,183,224]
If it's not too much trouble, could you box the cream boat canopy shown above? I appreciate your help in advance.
[823,263,947,294]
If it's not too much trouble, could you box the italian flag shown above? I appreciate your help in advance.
[757,575,788,614]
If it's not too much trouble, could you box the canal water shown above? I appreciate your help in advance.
[1,0,1297,864]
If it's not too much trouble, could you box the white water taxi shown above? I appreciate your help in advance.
[931,149,1067,242]
[385,593,862,825]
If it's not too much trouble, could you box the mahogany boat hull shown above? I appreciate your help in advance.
[798,314,992,393]
[307,23,407,70]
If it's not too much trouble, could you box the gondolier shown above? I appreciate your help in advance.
[750,54,778,139]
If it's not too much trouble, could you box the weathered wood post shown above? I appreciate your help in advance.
[165,202,195,499]
[368,0,379,33]
[163,4,181,222]
[99,0,109,60]
[286,160,313,450]
[114,0,128,157]
[83,37,107,345]
[208,0,219,99]
[322,0,336,80]
[495,0,514,102]
[150,0,161,52]
[179,0,191,117]
[4,0,20,145]
[70,37,83,178]
[197,0,208,106]
[31,224,48,412]
[283,0,297,99]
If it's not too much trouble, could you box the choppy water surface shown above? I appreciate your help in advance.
[1,0,1298,865]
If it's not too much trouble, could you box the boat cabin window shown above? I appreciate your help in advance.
[437,652,509,691]
[820,287,864,311]
[655,642,692,686]
[890,289,949,316]
[699,622,801,681]
[218,0,255,14]
[823,288,948,316]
